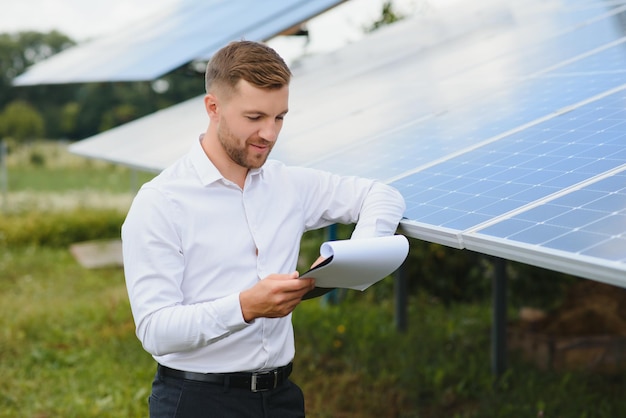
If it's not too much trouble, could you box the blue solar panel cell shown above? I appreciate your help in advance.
[472,168,626,264]
[443,213,495,231]
[514,203,565,222]
[543,172,593,188]
[585,192,626,212]
[503,223,571,245]
[510,185,560,202]
[584,214,626,235]
[545,229,610,253]
[549,189,608,208]
[584,238,626,262]
[550,208,610,228]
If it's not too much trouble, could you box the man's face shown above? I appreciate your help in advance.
[216,80,289,169]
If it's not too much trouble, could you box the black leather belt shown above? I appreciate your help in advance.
[158,363,293,392]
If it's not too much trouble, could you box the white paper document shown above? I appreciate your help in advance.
[300,235,410,291]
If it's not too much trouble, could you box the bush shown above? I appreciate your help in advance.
[0,208,125,247]
[29,149,46,166]
[0,100,45,142]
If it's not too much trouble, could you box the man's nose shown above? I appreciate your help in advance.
[259,120,280,142]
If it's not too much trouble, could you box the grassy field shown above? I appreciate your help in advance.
[3,246,626,418]
[2,141,626,417]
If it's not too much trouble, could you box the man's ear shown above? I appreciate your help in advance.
[204,93,219,118]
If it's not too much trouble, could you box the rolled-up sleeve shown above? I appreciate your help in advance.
[290,166,406,238]
[351,181,406,239]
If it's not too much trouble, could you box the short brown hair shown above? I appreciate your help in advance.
[205,40,291,96]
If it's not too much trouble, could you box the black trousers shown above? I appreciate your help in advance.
[148,366,306,418]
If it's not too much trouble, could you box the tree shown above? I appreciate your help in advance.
[0,100,45,143]
[0,31,75,109]
[365,1,406,33]
[0,29,205,141]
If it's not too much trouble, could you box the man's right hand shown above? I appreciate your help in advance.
[239,272,315,322]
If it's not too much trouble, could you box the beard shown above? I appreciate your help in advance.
[217,118,273,169]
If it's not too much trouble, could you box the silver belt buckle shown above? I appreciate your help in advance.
[251,369,278,392]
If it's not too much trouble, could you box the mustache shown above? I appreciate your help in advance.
[248,138,273,146]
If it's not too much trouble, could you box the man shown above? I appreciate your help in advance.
[122,40,406,417]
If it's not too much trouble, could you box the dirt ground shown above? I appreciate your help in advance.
[525,280,626,337]
[510,280,626,372]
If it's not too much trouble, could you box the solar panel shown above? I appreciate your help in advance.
[274,5,626,179]
[66,0,626,286]
[68,96,206,172]
[398,87,626,231]
[463,166,626,286]
[397,82,626,285]
[12,0,346,85]
[70,3,513,172]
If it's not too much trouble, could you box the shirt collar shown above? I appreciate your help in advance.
[190,135,264,186]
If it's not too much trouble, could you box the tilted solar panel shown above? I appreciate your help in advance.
[275,5,626,180]
[398,88,626,232]
[12,0,346,85]
[464,166,626,286]
[65,0,626,286]
[399,87,626,285]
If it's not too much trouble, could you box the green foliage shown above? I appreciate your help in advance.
[7,164,147,194]
[99,103,139,132]
[365,1,406,33]
[293,292,626,418]
[0,31,77,141]
[398,237,576,312]
[0,246,153,417]
[28,149,46,166]
[0,100,45,142]
[403,240,490,304]
[5,140,155,196]
[0,209,125,247]
[0,31,75,107]
[0,29,202,141]
[506,260,577,311]
[60,102,80,134]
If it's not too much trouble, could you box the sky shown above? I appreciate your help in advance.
[0,0,183,41]
[0,0,424,60]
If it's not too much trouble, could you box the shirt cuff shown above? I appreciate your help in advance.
[211,293,252,330]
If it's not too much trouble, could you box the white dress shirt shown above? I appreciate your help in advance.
[121,137,406,373]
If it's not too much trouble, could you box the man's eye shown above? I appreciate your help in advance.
[247,116,260,121]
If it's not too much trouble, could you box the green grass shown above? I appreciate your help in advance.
[7,165,153,193]
[0,246,154,417]
[2,245,626,417]
[2,141,626,417]
[5,139,154,193]
[2,140,154,213]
